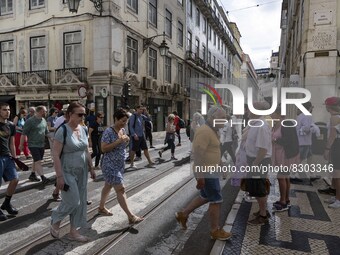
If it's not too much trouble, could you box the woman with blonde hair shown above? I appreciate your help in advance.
[159,114,177,160]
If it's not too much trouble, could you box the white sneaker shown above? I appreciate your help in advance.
[130,164,137,169]
[328,200,340,208]
[244,196,257,203]
[324,196,336,204]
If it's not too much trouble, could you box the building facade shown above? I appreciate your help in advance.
[279,0,340,122]
[0,0,256,127]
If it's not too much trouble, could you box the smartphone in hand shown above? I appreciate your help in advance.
[63,184,70,192]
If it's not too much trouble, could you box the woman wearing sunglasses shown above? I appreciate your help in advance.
[50,102,96,242]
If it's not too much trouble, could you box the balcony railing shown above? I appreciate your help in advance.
[0,72,19,86]
[55,67,87,84]
[21,70,51,85]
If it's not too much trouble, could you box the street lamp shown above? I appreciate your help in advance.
[67,0,103,16]
[143,32,169,56]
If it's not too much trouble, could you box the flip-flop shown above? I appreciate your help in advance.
[128,215,144,224]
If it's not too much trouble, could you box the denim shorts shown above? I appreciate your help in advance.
[199,178,223,204]
[28,147,45,162]
[0,156,18,186]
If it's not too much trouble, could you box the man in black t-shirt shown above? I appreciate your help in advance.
[0,102,19,221]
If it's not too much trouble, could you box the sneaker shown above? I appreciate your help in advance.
[0,209,7,221]
[158,151,162,158]
[210,228,232,241]
[52,193,62,202]
[286,200,291,207]
[87,200,92,205]
[1,203,18,215]
[328,200,340,208]
[28,173,40,182]
[171,156,178,160]
[134,157,142,161]
[41,176,50,185]
[150,146,155,148]
[273,202,288,212]
[318,187,336,196]
[175,212,188,229]
[244,196,257,203]
[130,164,137,169]
[253,210,271,218]
[324,196,336,204]
[176,143,181,147]
[248,215,268,226]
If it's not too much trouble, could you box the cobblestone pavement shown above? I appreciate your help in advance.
[221,177,340,255]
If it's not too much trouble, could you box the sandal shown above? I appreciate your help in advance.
[50,224,59,239]
[98,207,113,216]
[128,215,144,224]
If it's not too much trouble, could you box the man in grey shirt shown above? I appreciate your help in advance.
[20,105,49,184]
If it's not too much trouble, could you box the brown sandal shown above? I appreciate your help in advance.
[98,207,113,216]
[128,215,144,224]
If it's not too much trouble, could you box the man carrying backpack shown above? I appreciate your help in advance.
[173,111,184,146]
[129,106,154,169]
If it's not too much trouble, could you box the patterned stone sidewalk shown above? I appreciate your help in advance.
[222,178,340,255]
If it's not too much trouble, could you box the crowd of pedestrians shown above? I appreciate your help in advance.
[0,95,339,244]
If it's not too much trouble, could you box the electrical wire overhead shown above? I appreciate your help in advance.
[226,0,281,15]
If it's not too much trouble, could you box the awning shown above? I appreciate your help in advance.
[50,93,79,100]
[0,95,15,102]
[16,94,48,101]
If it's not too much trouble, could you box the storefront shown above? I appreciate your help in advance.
[148,98,172,131]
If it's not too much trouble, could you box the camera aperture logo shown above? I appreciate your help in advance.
[199,83,312,128]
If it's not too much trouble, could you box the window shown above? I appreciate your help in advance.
[127,36,138,73]
[202,45,206,61]
[127,0,138,13]
[0,0,13,15]
[177,21,183,47]
[216,59,219,72]
[0,40,14,73]
[218,37,220,50]
[165,9,172,38]
[213,31,216,46]
[213,55,215,69]
[64,31,82,68]
[195,8,200,27]
[177,62,183,85]
[30,0,44,9]
[187,31,192,51]
[165,56,171,83]
[195,39,199,58]
[149,0,157,27]
[209,26,212,40]
[202,17,206,34]
[208,51,211,66]
[187,0,192,16]
[30,36,46,71]
[148,48,157,78]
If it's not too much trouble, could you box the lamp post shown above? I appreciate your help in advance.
[143,32,169,56]
[67,0,103,16]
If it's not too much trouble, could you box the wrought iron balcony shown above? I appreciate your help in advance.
[0,72,19,86]
[186,51,196,61]
[21,70,51,86]
[55,67,87,85]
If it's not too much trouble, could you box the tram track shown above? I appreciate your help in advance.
[7,154,191,255]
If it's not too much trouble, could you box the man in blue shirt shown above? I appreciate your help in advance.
[129,106,154,169]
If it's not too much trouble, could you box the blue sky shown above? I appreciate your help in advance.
[221,0,282,69]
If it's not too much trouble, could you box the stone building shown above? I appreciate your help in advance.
[279,0,339,122]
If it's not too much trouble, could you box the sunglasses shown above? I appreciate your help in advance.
[75,113,86,117]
